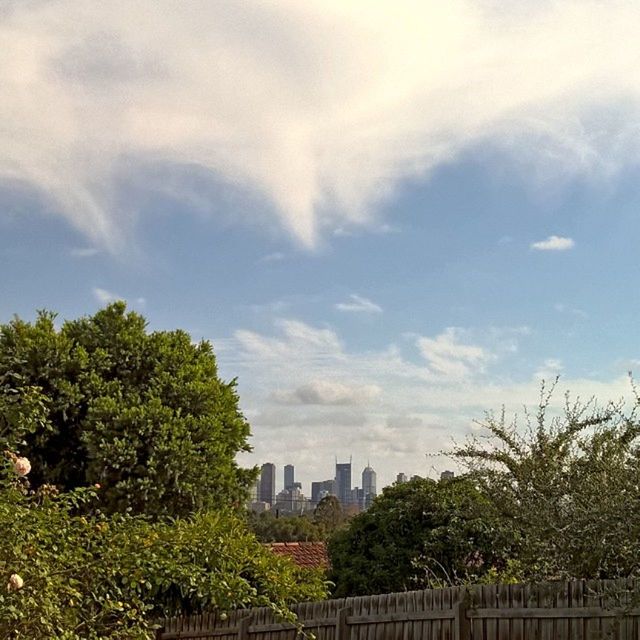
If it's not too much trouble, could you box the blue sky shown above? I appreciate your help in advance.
[2,1,640,493]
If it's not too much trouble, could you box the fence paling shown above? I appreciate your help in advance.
[156,579,640,640]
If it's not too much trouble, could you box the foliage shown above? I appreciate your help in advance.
[0,303,256,517]
[452,380,640,582]
[0,457,327,639]
[313,495,347,534]
[327,476,511,597]
[247,511,325,542]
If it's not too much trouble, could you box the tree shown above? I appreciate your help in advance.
[452,381,640,582]
[327,476,511,597]
[313,495,346,534]
[0,303,256,517]
[247,511,325,542]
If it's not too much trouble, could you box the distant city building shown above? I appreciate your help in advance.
[311,479,336,505]
[274,486,311,514]
[249,478,261,502]
[440,470,455,481]
[411,474,422,482]
[335,459,352,506]
[396,472,408,484]
[284,464,295,490]
[260,462,276,505]
[362,465,376,495]
[249,501,270,513]
[362,464,377,510]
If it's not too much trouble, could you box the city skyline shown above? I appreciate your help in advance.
[254,458,435,502]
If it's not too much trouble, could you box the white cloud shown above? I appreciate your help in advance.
[335,294,383,314]
[531,235,575,251]
[535,358,564,380]
[417,327,491,380]
[222,317,635,489]
[92,287,121,305]
[3,2,640,250]
[272,379,381,406]
[92,287,145,307]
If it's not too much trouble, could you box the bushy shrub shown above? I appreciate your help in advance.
[0,454,327,639]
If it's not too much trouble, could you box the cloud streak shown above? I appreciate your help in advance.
[335,294,383,314]
[531,235,575,251]
[3,2,640,250]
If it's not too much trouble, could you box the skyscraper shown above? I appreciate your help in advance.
[362,464,377,506]
[284,464,295,490]
[335,459,352,506]
[396,472,408,484]
[311,479,336,505]
[259,462,276,505]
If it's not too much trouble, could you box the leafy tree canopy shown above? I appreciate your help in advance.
[453,380,640,582]
[0,303,255,517]
[247,511,325,543]
[327,476,511,597]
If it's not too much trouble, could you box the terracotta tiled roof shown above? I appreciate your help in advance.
[266,541,329,571]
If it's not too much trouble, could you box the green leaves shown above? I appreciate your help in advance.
[0,303,256,517]
[0,461,327,639]
[453,383,640,583]
[328,476,510,597]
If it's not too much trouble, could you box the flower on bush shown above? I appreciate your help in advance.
[13,457,31,477]
[7,574,24,591]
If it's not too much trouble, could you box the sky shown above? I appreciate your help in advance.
[2,0,640,494]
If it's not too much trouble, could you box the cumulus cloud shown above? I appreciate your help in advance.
[3,2,640,250]
[335,294,383,314]
[272,379,381,405]
[224,317,634,488]
[417,328,491,380]
[531,235,575,251]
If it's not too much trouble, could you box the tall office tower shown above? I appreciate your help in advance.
[259,462,276,505]
[396,472,408,484]
[335,459,352,506]
[362,464,377,502]
[284,464,295,490]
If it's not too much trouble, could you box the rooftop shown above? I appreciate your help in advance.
[265,541,329,571]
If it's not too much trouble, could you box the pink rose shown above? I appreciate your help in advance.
[13,457,31,477]
[7,574,24,591]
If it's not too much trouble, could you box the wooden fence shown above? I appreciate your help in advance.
[156,579,640,640]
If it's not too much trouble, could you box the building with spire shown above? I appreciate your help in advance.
[335,458,352,506]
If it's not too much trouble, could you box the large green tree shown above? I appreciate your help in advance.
[327,476,511,597]
[0,303,255,517]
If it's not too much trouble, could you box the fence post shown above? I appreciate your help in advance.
[453,593,470,640]
[238,615,251,640]
[335,606,351,640]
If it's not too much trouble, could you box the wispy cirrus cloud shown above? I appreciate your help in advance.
[93,287,121,305]
[335,294,383,315]
[531,235,575,251]
[3,2,640,251]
